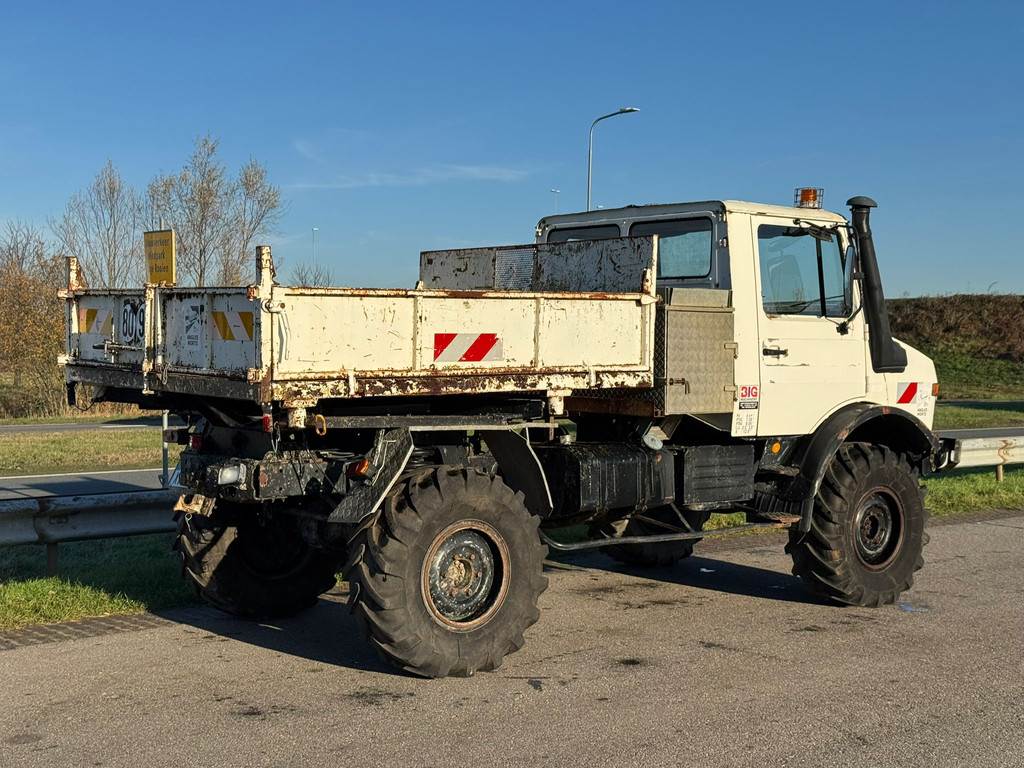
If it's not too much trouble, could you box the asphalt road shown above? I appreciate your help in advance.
[0,468,165,500]
[0,417,169,434]
[1,514,1021,767]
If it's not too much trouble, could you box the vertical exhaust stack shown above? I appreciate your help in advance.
[847,196,907,373]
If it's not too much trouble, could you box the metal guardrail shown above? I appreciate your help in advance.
[949,435,1024,482]
[0,489,179,547]
[951,436,1024,470]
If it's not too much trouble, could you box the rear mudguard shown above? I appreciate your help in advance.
[328,428,414,524]
[788,403,940,532]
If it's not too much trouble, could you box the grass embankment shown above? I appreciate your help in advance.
[889,294,1024,400]
[0,535,194,630]
[0,429,181,476]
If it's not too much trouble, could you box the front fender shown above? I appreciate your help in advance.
[789,403,940,532]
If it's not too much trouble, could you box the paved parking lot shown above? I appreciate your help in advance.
[1,515,1022,767]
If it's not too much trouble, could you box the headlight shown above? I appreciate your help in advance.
[216,463,247,486]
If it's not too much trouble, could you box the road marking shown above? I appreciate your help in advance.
[0,467,163,482]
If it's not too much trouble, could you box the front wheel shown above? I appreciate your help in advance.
[786,442,928,607]
[346,468,548,678]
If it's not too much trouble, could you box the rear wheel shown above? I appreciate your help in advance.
[605,506,712,567]
[345,467,548,678]
[174,500,341,619]
[786,442,927,607]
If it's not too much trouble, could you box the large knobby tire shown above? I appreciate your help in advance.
[605,506,712,567]
[786,442,928,607]
[346,467,548,678]
[174,503,341,619]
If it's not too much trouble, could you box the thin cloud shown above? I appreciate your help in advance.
[289,163,529,190]
[292,139,322,162]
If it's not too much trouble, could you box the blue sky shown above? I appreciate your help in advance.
[1,1,1021,295]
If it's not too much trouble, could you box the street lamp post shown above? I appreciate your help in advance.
[312,227,319,265]
[586,107,639,211]
[550,188,561,213]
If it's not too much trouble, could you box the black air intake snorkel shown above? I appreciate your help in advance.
[847,196,907,373]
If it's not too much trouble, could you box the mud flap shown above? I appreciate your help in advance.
[328,427,414,524]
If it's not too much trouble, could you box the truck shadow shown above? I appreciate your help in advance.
[155,589,415,678]
[550,550,831,606]
[159,549,827,675]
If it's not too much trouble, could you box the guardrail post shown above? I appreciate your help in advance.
[996,465,1005,483]
[46,543,59,576]
[161,409,170,487]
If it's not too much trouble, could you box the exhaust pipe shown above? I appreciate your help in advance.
[847,196,907,373]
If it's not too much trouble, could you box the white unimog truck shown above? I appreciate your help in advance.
[61,192,950,677]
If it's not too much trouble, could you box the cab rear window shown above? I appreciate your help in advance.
[629,218,712,279]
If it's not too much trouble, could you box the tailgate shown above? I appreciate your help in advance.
[63,268,263,400]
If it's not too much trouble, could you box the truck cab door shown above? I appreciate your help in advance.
[751,214,866,436]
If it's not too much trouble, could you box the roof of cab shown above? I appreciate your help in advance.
[720,200,847,223]
[536,199,848,231]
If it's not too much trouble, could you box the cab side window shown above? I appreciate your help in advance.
[630,218,712,279]
[758,225,848,317]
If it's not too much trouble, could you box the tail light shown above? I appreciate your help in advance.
[346,458,372,479]
[189,434,204,451]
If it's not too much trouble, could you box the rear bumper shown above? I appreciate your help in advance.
[179,450,347,503]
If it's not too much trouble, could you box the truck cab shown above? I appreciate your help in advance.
[536,195,938,438]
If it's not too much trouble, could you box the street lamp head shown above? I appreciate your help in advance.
[587,107,640,211]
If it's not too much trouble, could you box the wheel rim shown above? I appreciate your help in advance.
[853,487,905,569]
[422,520,510,631]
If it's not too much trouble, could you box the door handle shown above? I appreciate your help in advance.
[762,346,788,358]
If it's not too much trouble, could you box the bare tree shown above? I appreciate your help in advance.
[52,161,143,287]
[219,159,282,284]
[289,260,334,287]
[148,137,281,286]
[148,136,230,286]
[0,219,47,273]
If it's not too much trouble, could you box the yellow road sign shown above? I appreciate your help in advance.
[144,229,176,284]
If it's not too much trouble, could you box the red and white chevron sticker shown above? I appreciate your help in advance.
[896,381,919,404]
[433,333,503,363]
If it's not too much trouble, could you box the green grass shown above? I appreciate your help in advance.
[923,466,1024,517]
[0,429,182,476]
[934,402,1024,430]
[0,412,154,426]
[929,347,1024,400]
[0,535,195,631]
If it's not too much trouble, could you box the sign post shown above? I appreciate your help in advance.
[144,228,176,485]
